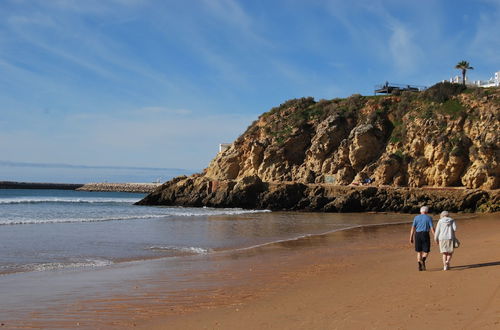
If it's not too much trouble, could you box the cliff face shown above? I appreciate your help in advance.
[206,84,499,190]
[138,84,500,212]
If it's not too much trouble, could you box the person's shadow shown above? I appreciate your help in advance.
[452,261,500,270]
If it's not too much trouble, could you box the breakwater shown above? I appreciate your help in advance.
[77,183,161,193]
[0,181,84,190]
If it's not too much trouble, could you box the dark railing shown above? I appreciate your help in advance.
[374,82,427,94]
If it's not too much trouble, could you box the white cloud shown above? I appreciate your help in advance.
[324,0,431,74]
[469,4,500,65]
[2,2,176,90]
[387,23,423,73]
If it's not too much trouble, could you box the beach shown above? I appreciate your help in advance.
[1,207,498,329]
[141,213,500,330]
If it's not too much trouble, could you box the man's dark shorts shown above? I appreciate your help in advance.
[415,231,430,253]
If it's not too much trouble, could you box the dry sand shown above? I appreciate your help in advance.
[142,213,500,330]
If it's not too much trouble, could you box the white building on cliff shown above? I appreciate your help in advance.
[473,71,500,87]
[449,70,500,87]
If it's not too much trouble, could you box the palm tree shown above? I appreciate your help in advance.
[455,61,473,86]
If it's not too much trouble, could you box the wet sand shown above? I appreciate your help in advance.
[142,213,500,330]
[1,213,499,329]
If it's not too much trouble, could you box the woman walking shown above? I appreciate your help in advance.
[434,211,457,270]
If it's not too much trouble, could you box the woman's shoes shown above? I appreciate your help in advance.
[443,263,450,271]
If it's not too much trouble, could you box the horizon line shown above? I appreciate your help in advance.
[0,160,195,172]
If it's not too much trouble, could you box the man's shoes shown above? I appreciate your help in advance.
[418,261,423,271]
[421,260,426,271]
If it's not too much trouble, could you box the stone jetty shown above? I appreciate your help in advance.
[77,183,162,193]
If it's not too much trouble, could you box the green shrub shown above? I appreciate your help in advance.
[270,125,293,145]
[392,93,414,122]
[422,82,466,103]
[291,104,324,124]
[390,120,405,143]
[419,104,435,119]
[439,99,465,119]
[265,97,316,117]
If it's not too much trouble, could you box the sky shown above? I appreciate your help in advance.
[1,0,499,176]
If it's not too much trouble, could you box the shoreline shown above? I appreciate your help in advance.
[1,212,498,328]
[0,212,472,277]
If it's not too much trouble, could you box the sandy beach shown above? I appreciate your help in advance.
[141,213,500,330]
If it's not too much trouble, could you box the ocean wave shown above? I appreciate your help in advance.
[0,259,113,275]
[0,206,271,226]
[0,214,170,225]
[31,259,113,272]
[149,246,212,254]
[0,197,141,205]
[165,208,271,217]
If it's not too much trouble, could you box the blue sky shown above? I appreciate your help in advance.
[1,0,499,172]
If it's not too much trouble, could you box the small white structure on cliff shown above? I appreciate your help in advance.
[448,70,500,87]
[449,75,468,84]
[474,71,500,87]
[219,143,231,153]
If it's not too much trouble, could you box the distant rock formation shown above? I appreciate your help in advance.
[0,181,84,190]
[138,83,500,212]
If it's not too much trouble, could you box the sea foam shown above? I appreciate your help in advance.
[149,246,212,255]
[0,258,113,275]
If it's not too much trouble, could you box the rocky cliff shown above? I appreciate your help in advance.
[138,83,500,212]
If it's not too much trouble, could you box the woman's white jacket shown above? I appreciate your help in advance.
[434,217,457,240]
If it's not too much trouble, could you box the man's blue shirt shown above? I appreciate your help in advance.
[412,214,433,232]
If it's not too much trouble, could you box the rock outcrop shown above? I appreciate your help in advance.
[137,176,499,213]
[138,83,500,212]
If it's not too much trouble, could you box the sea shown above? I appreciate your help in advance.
[0,188,409,276]
[0,187,421,327]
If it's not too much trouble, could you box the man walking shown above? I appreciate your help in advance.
[409,206,435,271]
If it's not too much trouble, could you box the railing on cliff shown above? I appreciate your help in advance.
[374,82,427,95]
